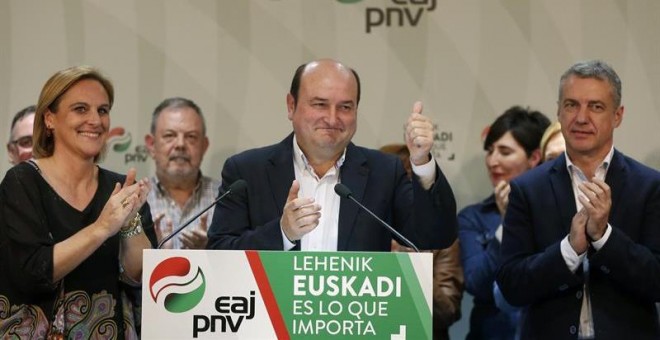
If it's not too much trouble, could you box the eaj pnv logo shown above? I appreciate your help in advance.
[107,127,132,152]
[150,257,206,313]
[337,0,437,33]
[106,126,150,164]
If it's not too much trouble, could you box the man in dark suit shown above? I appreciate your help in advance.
[207,58,457,251]
[497,60,660,339]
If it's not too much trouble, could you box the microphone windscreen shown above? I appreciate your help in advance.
[334,183,352,198]
[229,179,248,194]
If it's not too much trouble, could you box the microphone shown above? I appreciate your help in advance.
[334,183,420,252]
[157,179,247,249]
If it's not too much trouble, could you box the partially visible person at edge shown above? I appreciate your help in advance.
[540,121,566,162]
[380,143,464,340]
[0,66,156,339]
[207,58,457,252]
[145,97,219,249]
[458,106,550,339]
[6,105,36,165]
[497,60,660,339]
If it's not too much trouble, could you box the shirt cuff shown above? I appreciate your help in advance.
[560,235,586,273]
[591,224,612,251]
[411,154,437,190]
[281,229,296,251]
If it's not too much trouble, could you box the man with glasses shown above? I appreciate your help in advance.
[6,105,35,165]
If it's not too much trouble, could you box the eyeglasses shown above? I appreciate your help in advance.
[9,135,33,149]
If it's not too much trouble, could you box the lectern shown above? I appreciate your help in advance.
[142,250,432,339]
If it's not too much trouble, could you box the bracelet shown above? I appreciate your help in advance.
[120,213,143,238]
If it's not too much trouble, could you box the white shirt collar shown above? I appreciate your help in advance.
[292,134,346,179]
[565,146,614,179]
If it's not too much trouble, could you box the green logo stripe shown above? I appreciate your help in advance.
[163,268,206,313]
[396,254,432,338]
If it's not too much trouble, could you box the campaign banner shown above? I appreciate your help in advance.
[142,250,432,339]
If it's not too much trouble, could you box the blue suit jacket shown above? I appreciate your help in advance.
[207,134,457,251]
[497,150,660,339]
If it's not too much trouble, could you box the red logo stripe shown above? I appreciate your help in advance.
[246,251,289,340]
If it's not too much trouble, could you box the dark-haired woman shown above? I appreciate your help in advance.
[459,106,550,339]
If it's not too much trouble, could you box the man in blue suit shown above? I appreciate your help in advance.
[207,58,457,251]
[497,60,660,339]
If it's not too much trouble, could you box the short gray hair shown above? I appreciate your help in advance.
[558,60,622,108]
[151,97,206,135]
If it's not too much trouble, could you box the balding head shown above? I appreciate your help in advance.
[285,58,360,172]
[289,59,361,108]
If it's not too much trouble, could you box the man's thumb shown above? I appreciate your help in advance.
[287,180,300,202]
[412,101,423,115]
[200,213,209,231]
